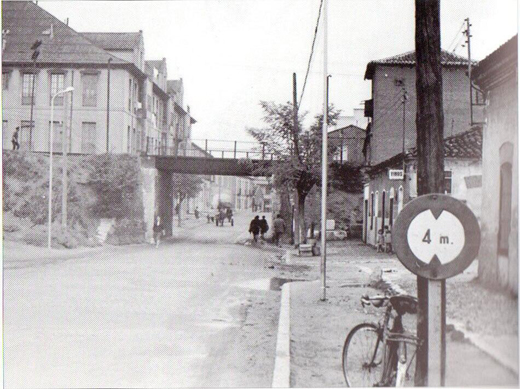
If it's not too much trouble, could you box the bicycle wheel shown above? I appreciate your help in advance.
[342,323,384,387]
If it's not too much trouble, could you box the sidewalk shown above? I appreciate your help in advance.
[285,241,518,387]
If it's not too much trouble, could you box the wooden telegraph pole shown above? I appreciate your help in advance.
[415,0,445,385]
[293,72,300,248]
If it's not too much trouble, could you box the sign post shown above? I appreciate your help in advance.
[393,194,480,386]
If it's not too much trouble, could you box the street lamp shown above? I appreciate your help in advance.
[48,86,74,249]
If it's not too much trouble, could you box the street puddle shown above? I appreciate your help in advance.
[234,277,303,291]
[269,277,303,291]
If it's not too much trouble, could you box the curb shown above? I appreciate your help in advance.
[380,275,519,376]
[272,281,291,388]
[446,319,519,376]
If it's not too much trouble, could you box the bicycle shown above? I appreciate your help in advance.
[342,294,421,387]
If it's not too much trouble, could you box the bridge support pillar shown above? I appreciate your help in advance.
[157,170,173,236]
[141,166,157,243]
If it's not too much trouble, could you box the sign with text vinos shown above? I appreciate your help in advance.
[393,194,480,280]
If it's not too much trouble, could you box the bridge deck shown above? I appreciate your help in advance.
[153,155,273,176]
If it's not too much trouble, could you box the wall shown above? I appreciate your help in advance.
[369,65,477,165]
[479,75,518,295]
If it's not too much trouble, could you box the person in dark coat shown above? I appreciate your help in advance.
[249,215,261,242]
[259,216,269,240]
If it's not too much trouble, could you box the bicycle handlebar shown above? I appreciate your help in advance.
[361,294,388,308]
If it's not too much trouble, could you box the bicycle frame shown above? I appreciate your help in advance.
[376,304,420,386]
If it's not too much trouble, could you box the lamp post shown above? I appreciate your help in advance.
[48,86,74,249]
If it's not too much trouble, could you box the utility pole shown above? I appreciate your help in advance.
[106,57,112,153]
[293,72,300,248]
[463,18,473,125]
[402,88,408,172]
[61,87,70,229]
[320,0,328,302]
[415,0,445,385]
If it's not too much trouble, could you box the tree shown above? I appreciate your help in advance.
[172,173,203,226]
[248,101,340,243]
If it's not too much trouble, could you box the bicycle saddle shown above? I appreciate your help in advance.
[389,295,418,316]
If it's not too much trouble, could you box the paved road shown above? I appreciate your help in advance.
[4,211,281,388]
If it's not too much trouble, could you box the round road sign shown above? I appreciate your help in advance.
[392,194,481,280]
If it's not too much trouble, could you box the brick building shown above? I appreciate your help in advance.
[363,126,482,246]
[473,35,518,295]
[363,49,482,165]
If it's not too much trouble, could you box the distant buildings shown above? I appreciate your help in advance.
[328,124,366,166]
[2,1,195,155]
[473,35,518,296]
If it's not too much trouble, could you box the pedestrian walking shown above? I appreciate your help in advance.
[12,127,20,150]
[384,226,393,253]
[377,228,385,253]
[249,215,261,242]
[273,214,286,247]
[194,207,199,219]
[259,215,269,240]
[153,216,165,248]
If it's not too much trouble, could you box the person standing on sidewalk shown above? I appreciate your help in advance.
[12,127,20,150]
[153,216,165,248]
[273,214,286,247]
[259,216,269,240]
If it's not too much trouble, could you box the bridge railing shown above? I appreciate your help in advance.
[145,138,275,160]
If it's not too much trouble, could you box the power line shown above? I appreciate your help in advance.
[298,0,324,112]
[446,21,466,52]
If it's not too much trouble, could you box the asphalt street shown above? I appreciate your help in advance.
[4,211,281,388]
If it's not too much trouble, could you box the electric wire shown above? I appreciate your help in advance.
[297,0,324,112]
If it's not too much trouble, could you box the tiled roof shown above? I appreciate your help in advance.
[408,126,483,159]
[365,49,472,79]
[473,35,517,90]
[369,126,482,175]
[82,32,141,50]
[2,1,127,65]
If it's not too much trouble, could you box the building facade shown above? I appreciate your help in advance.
[363,50,482,165]
[363,127,483,246]
[473,35,518,296]
[2,1,196,157]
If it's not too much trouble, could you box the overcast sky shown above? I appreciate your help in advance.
[39,0,517,142]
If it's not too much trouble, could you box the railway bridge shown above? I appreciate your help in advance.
[140,139,276,239]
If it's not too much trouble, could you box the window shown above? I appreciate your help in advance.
[444,171,452,194]
[498,162,513,256]
[370,192,374,229]
[81,122,96,153]
[2,72,9,90]
[128,79,132,111]
[50,73,65,106]
[22,73,35,105]
[127,126,131,153]
[49,121,63,152]
[82,74,98,107]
